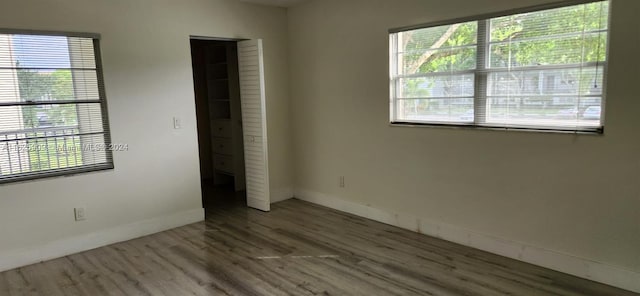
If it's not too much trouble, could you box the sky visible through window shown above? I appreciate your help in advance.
[12,35,71,68]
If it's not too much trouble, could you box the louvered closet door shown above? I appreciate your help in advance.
[238,39,270,212]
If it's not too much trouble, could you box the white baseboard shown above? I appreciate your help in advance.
[294,189,640,293]
[0,208,205,273]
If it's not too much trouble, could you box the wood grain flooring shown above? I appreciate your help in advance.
[0,199,636,296]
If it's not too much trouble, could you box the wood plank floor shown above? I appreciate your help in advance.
[0,199,636,296]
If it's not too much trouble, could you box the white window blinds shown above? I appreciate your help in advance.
[390,0,609,133]
[0,31,113,184]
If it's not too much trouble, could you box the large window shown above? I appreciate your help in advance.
[390,0,609,132]
[0,31,113,184]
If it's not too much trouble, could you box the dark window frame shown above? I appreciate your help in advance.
[389,0,610,134]
[0,29,114,185]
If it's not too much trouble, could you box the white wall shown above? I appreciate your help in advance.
[288,0,640,291]
[0,0,293,268]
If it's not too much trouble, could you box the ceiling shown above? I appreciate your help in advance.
[239,0,310,8]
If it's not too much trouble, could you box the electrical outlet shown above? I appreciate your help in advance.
[339,176,345,188]
[74,207,87,221]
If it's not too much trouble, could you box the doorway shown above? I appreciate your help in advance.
[191,37,272,213]
[190,39,246,210]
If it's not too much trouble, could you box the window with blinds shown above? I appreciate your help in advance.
[390,0,609,133]
[0,31,113,184]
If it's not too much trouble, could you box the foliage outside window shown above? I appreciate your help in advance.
[390,0,609,132]
[0,31,113,184]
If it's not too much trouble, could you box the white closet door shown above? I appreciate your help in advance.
[237,39,270,212]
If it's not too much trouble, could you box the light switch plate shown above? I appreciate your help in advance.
[74,207,86,221]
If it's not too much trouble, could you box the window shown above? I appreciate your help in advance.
[0,31,113,184]
[390,0,609,133]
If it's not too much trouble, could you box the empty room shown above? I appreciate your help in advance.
[0,0,638,295]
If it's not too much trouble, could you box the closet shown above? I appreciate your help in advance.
[191,40,246,206]
[191,38,270,212]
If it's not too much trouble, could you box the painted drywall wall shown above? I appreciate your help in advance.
[0,0,293,266]
[289,0,639,284]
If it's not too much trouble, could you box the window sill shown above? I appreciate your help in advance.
[389,121,604,135]
[0,164,114,186]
